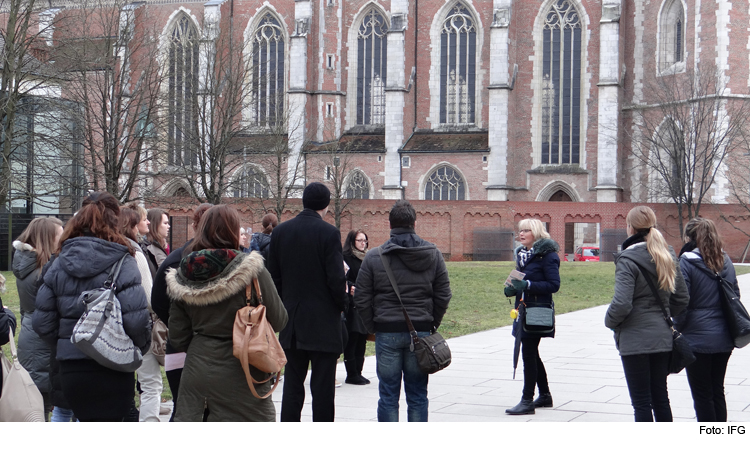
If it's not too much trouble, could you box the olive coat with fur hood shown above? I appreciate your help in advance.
[166,250,288,422]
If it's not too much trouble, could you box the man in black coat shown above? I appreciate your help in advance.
[268,182,347,422]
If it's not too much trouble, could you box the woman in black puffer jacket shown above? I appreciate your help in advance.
[12,217,64,420]
[33,192,151,422]
[676,218,738,422]
[504,218,560,415]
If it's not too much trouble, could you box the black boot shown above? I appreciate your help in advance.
[356,357,370,384]
[505,398,535,415]
[345,360,367,385]
[534,392,553,408]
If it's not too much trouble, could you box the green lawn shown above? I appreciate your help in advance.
[4,262,750,398]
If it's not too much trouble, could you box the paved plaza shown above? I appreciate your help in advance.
[251,272,750,423]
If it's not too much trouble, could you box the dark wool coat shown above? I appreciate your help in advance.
[511,238,561,339]
[675,251,737,353]
[32,237,152,362]
[353,228,452,334]
[0,298,17,395]
[343,252,368,335]
[12,243,51,394]
[166,251,288,422]
[250,233,272,266]
[267,209,347,353]
[605,242,689,356]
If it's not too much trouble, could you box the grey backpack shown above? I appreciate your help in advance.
[71,255,143,372]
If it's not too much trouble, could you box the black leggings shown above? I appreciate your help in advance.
[521,337,549,400]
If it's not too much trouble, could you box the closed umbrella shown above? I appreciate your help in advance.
[512,304,525,379]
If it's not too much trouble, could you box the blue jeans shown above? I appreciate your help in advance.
[375,332,430,422]
[51,407,76,422]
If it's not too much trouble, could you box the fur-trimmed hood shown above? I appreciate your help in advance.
[514,238,560,261]
[166,250,266,306]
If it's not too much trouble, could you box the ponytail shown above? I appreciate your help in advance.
[626,205,677,292]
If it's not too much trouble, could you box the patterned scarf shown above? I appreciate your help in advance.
[352,248,367,261]
[181,249,240,282]
[517,247,534,269]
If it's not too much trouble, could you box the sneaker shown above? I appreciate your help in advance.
[335,378,342,388]
[159,405,171,415]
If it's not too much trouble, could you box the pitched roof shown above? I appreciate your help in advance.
[402,130,489,152]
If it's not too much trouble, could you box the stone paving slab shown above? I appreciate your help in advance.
[263,273,750,422]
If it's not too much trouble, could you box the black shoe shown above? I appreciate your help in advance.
[505,398,535,415]
[345,376,368,385]
[534,393,553,408]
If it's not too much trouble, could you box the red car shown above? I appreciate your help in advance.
[574,246,600,262]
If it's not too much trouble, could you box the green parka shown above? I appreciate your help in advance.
[167,250,288,421]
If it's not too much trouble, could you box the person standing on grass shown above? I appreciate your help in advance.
[605,205,689,422]
[151,203,213,421]
[354,200,451,422]
[120,208,162,422]
[504,218,560,415]
[12,217,64,420]
[676,218,738,422]
[267,182,348,422]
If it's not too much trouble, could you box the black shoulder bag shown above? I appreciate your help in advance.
[627,258,696,374]
[683,258,750,349]
[378,248,451,374]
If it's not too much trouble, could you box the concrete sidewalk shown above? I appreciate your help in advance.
[270,273,750,422]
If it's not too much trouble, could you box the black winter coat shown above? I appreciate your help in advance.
[251,233,272,266]
[343,252,368,335]
[676,251,737,353]
[12,243,51,394]
[33,237,152,362]
[353,228,452,333]
[267,209,347,353]
[0,298,17,395]
[511,239,561,339]
[152,240,190,356]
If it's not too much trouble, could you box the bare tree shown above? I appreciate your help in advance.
[624,65,750,236]
[52,0,164,204]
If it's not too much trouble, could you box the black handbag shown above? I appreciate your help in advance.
[684,258,750,349]
[629,259,696,374]
[379,248,451,375]
[521,301,555,334]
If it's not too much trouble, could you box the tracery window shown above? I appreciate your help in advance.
[541,0,581,165]
[251,14,285,127]
[659,0,685,72]
[167,14,199,166]
[357,9,388,125]
[440,3,476,124]
[345,170,370,199]
[233,166,269,198]
[424,166,465,200]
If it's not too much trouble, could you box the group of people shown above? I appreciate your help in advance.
[0,192,741,423]
[505,206,741,423]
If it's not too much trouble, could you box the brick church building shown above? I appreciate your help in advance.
[11,0,750,260]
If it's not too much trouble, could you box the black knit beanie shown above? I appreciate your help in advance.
[302,182,331,211]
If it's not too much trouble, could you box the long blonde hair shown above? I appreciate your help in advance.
[626,206,676,292]
[16,217,64,271]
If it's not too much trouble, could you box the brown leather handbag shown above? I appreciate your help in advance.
[232,278,286,399]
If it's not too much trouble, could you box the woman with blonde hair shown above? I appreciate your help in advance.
[605,205,689,421]
[13,217,64,420]
[676,218,738,421]
[504,218,560,415]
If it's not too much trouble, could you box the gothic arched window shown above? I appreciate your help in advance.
[425,166,465,200]
[357,9,388,125]
[251,14,285,127]
[168,14,199,166]
[345,170,370,199]
[659,0,686,72]
[541,0,581,165]
[440,3,476,124]
[233,166,269,198]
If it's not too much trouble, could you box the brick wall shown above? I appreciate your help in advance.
[165,200,750,262]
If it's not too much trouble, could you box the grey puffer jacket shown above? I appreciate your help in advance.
[33,236,151,362]
[12,242,51,394]
[675,251,737,353]
[605,242,689,356]
[353,228,452,333]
